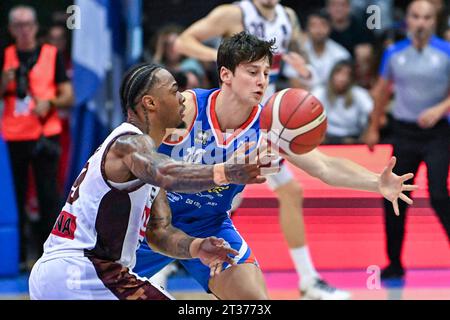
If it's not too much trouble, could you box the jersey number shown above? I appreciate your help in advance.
[249,22,265,39]
[67,162,89,205]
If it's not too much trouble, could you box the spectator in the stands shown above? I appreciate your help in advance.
[148,24,206,87]
[326,0,376,88]
[303,9,351,89]
[0,5,73,271]
[313,60,373,144]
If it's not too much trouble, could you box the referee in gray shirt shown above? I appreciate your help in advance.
[366,0,450,280]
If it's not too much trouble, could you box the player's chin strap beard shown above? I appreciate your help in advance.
[127,103,151,135]
[142,105,151,135]
[127,108,138,126]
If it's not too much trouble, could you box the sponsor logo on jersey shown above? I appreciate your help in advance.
[194,130,210,145]
[51,211,77,240]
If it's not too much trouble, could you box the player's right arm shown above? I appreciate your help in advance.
[105,132,266,193]
[146,190,238,273]
[174,5,242,62]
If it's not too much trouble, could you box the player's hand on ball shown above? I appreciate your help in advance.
[378,157,419,216]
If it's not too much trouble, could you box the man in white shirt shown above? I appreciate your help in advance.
[303,10,351,88]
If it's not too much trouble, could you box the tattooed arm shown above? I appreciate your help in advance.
[108,133,265,193]
[146,190,238,268]
[145,190,196,259]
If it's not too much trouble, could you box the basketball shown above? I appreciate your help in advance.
[260,88,327,155]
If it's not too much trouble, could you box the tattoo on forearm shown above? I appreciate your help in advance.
[148,226,195,259]
[147,215,170,230]
[116,134,259,192]
[115,134,219,192]
[224,164,251,184]
[146,191,195,259]
[175,236,195,258]
[156,162,217,192]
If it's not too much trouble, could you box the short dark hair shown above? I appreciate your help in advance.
[307,9,331,25]
[120,63,162,117]
[216,31,276,75]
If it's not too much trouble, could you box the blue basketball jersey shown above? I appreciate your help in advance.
[157,88,263,234]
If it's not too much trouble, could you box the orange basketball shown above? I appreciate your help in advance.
[260,88,327,155]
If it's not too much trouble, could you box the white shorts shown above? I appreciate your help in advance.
[29,254,174,300]
[265,161,295,190]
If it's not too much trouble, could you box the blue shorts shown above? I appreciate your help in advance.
[133,219,258,292]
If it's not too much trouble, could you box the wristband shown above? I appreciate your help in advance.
[189,238,203,258]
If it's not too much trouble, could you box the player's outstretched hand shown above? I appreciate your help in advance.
[191,237,239,277]
[378,157,419,216]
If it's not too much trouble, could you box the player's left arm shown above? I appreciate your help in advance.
[284,149,418,215]
[146,190,238,273]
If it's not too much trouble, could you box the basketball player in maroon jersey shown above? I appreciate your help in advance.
[28,63,267,300]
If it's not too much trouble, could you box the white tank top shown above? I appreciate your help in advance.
[43,122,160,269]
[238,0,293,102]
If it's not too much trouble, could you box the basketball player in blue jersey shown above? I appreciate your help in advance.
[173,0,349,299]
[134,32,418,300]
